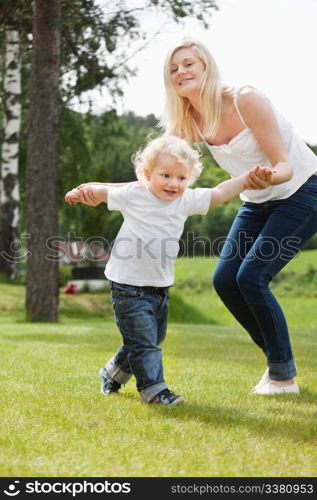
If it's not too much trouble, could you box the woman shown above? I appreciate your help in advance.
[161,39,317,394]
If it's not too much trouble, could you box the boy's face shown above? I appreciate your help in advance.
[145,152,191,202]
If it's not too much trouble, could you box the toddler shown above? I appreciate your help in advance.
[65,135,273,405]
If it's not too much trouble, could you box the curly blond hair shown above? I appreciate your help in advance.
[132,135,203,186]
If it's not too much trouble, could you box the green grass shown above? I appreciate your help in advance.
[1,250,317,477]
[1,319,317,477]
[2,249,317,327]
[171,249,317,328]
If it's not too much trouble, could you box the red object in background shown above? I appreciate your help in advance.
[64,283,78,294]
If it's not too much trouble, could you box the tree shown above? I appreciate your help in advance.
[25,0,61,321]
[0,29,22,279]
[0,0,219,321]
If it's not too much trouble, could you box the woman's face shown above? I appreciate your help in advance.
[170,48,205,98]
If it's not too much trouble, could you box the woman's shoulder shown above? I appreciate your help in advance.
[234,86,274,123]
[236,86,272,109]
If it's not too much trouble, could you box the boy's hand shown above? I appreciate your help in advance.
[65,186,101,206]
[76,185,102,206]
[244,165,276,190]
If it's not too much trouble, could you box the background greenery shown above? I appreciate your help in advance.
[15,107,317,256]
[2,249,317,327]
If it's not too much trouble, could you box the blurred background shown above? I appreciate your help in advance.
[0,0,316,321]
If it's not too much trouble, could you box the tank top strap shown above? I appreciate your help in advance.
[233,86,248,128]
[191,115,207,144]
[192,86,250,142]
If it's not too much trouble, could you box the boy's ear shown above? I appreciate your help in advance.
[144,168,151,181]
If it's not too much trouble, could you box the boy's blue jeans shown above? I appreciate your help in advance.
[104,281,169,402]
[213,174,317,380]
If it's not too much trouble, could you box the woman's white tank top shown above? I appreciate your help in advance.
[203,87,317,203]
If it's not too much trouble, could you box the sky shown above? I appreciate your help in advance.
[75,0,317,144]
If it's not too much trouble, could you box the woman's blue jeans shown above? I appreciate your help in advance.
[105,281,169,402]
[213,174,317,380]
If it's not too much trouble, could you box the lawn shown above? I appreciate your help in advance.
[0,251,317,477]
[0,323,316,477]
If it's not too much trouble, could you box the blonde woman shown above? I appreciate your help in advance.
[162,39,317,395]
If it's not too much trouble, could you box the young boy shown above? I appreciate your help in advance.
[65,135,273,406]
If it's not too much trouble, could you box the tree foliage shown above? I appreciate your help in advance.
[0,0,218,100]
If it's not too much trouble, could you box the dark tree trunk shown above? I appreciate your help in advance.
[25,0,61,321]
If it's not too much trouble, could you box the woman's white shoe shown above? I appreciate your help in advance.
[251,369,270,393]
[252,382,299,395]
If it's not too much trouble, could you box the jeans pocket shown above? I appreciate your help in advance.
[296,176,317,200]
[111,285,142,304]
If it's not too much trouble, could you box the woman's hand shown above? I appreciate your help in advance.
[244,165,276,190]
[65,186,102,206]
[65,189,79,205]
[76,185,102,206]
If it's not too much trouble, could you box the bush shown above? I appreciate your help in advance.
[58,265,72,287]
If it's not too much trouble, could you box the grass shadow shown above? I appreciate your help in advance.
[145,397,317,444]
[103,386,317,444]
[168,291,216,325]
[289,386,317,405]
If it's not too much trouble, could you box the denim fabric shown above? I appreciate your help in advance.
[213,174,317,380]
[105,281,169,402]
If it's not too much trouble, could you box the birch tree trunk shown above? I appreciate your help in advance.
[25,0,61,321]
[0,29,21,279]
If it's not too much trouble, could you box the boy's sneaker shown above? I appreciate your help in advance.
[99,368,121,394]
[150,388,184,406]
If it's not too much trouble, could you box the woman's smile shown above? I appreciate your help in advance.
[170,48,205,97]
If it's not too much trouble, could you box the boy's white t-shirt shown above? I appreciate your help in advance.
[105,183,212,287]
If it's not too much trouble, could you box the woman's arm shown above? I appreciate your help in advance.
[237,88,293,185]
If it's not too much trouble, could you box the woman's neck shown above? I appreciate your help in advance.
[191,93,234,125]
[187,95,202,115]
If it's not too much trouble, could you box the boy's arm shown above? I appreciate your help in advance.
[76,180,137,189]
[210,166,274,207]
[65,184,108,206]
[66,181,137,206]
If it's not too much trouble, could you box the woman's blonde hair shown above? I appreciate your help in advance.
[160,39,224,143]
[132,135,203,186]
